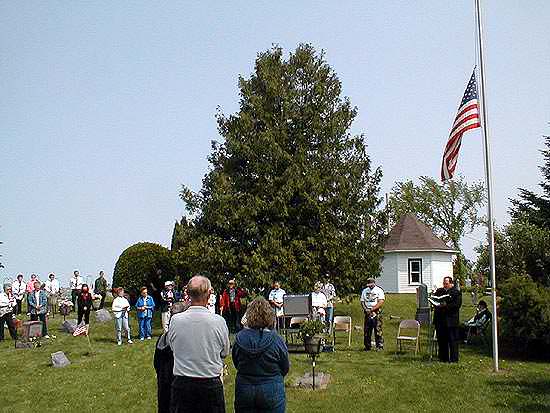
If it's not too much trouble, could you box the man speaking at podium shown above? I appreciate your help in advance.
[433,276,462,363]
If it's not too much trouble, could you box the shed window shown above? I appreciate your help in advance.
[408,259,422,284]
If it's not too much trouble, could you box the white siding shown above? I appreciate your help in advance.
[378,254,399,293]
[430,252,455,289]
[379,250,455,293]
[397,252,433,293]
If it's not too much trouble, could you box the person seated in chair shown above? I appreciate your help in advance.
[462,300,492,343]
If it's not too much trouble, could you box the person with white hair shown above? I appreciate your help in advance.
[168,275,230,413]
[0,283,17,341]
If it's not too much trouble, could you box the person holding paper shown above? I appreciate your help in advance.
[433,276,462,362]
[112,287,133,345]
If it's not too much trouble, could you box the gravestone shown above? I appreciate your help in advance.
[415,284,430,325]
[95,309,112,323]
[51,351,71,368]
[60,319,78,334]
[292,372,331,390]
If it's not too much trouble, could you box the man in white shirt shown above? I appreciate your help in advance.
[360,277,385,351]
[268,281,286,330]
[11,274,26,315]
[321,275,336,325]
[168,275,229,413]
[45,273,60,317]
[69,270,83,310]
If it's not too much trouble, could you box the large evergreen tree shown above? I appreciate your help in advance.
[510,135,550,228]
[180,44,386,295]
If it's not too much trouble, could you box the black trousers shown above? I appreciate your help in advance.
[0,313,17,340]
[71,289,78,309]
[436,325,459,362]
[78,308,91,325]
[15,299,23,315]
[98,294,106,310]
[170,376,225,413]
[224,304,241,334]
[363,313,384,349]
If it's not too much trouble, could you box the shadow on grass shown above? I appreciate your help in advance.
[489,378,550,412]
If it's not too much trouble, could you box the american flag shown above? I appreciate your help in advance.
[73,323,89,337]
[441,70,481,181]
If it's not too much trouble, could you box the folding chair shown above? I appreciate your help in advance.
[396,319,420,355]
[332,316,352,347]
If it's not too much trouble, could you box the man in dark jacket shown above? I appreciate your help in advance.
[433,276,462,362]
[154,301,187,413]
[94,271,108,309]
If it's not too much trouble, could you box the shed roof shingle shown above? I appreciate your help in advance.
[384,214,455,252]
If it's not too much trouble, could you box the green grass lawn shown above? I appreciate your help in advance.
[1,294,549,413]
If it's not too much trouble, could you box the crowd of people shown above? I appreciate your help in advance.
[0,271,107,341]
[0,270,491,412]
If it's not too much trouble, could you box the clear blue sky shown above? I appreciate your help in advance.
[1,1,549,285]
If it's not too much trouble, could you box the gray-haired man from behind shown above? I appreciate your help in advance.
[168,275,230,413]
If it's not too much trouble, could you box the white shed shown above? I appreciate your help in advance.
[377,214,456,293]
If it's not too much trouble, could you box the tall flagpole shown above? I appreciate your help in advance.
[474,0,499,372]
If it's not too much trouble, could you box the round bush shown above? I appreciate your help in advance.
[112,242,176,301]
[500,274,550,356]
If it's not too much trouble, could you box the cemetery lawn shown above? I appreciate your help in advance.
[1,294,549,413]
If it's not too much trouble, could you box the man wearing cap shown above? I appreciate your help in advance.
[360,277,385,351]
[160,281,177,332]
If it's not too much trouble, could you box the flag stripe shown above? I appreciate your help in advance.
[441,70,481,181]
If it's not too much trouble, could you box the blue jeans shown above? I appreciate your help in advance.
[325,306,334,325]
[235,378,285,413]
[138,317,152,338]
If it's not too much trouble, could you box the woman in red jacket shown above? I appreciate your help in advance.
[219,279,247,334]
[77,284,94,326]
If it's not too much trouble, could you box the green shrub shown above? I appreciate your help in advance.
[500,275,550,352]
[299,319,326,341]
[112,242,176,297]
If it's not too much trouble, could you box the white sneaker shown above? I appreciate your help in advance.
[117,341,122,346]
[140,338,144,341]
[147,336,152,340]
[128,340,133,344]
[44,335,50,339]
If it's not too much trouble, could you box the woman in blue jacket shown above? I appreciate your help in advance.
[136,286,155,340]
[232,297,289,413]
